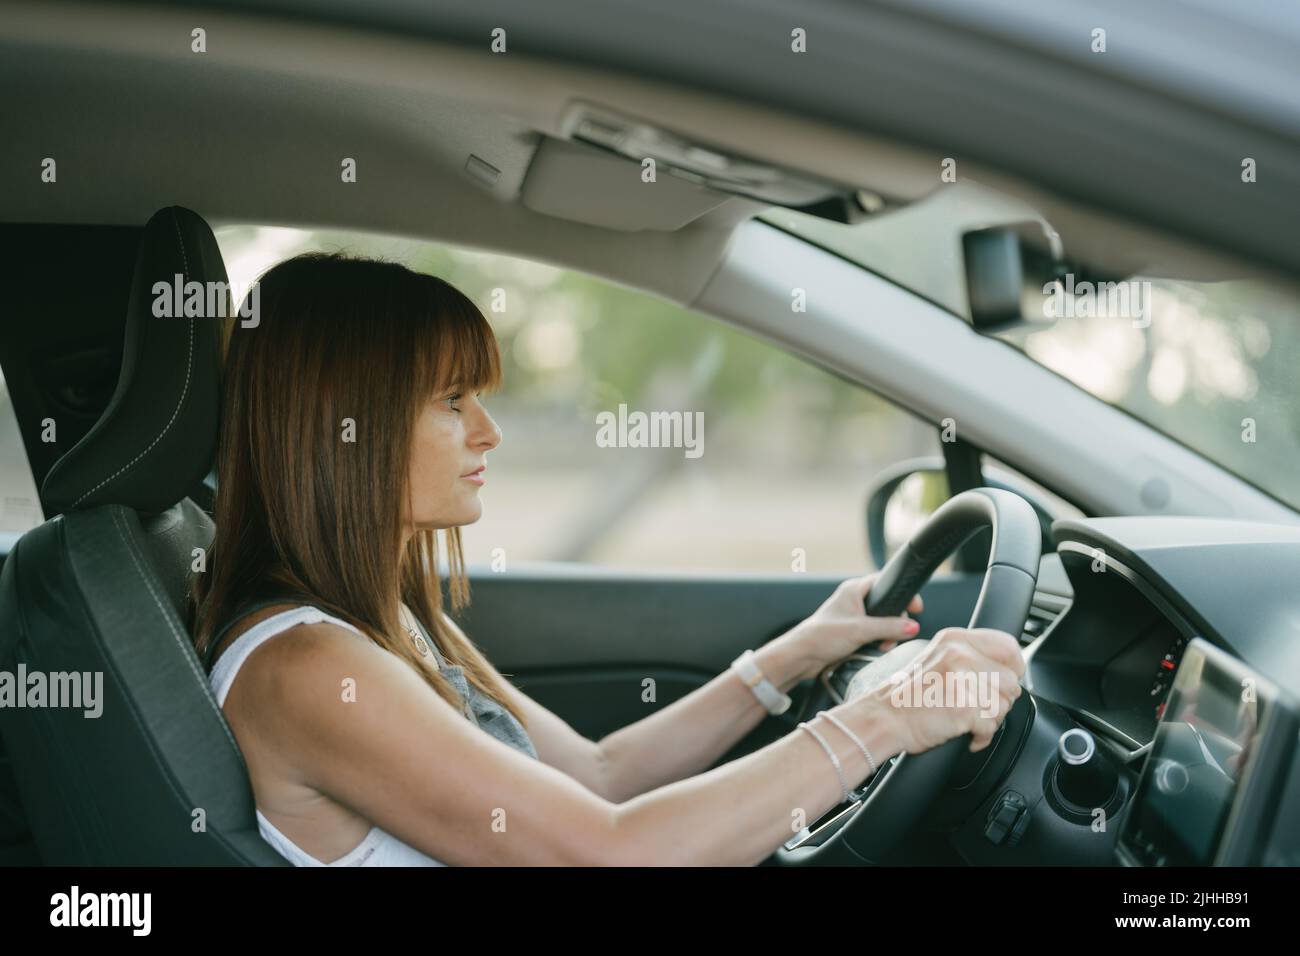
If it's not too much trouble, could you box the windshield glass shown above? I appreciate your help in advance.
[760,199,1300,512]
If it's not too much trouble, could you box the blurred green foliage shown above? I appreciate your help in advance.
[304,229,902,435]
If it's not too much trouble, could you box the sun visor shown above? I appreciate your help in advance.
[520,136,733,231]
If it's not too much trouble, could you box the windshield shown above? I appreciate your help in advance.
[760,198,1300,512]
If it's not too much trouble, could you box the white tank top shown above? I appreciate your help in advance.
[209,605,447,867]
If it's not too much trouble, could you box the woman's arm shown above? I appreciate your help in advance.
[255,619,901,865]
[445,610,814,802]
[259,620,1021,865]
[498,627,814,802]
[448,577,919,803]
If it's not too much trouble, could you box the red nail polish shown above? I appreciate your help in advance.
[904,620,920,635]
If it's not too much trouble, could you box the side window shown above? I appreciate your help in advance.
[463,304,941,575]
[216,226,940,573]
[0,369,43,547]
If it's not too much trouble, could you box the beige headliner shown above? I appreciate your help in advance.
[0,0,1262,307]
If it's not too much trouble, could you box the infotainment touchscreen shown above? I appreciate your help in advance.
[1119,639,1289,866]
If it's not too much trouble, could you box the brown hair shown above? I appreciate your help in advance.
[189,251,524,725]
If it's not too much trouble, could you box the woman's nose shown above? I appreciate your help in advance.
[474,407,502,449]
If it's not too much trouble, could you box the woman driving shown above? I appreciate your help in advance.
[189,252,1024,866]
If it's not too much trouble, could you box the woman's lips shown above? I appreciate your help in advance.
[461,467,485,485]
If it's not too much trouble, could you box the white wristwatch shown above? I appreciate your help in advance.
[731,649,792,715]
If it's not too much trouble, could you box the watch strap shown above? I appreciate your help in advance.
[731,649,792,715]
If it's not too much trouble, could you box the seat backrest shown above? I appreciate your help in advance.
[0,206,289,865]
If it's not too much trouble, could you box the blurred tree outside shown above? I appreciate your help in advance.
[1004,277,1300,510]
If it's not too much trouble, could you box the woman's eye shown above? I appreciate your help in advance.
[446,393,462,412]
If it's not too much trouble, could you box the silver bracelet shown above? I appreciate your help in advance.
[797,718,853,805]
[818,709,879,777]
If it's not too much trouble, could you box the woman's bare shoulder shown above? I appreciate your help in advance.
[210,603,348,668]
[236,613,375,688]
[216,607,382,722]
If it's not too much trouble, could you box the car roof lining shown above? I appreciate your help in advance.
[0,0,1289,308]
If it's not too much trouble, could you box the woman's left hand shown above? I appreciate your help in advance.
[785,573,923,679]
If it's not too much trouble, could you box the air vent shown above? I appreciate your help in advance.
[1021,591,1070,645]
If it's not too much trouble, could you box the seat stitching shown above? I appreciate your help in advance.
[72,210,197,508]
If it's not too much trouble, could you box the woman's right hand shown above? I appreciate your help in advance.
[857,626,1026,754]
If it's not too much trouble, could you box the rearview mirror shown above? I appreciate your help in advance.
[961,223,1132,335]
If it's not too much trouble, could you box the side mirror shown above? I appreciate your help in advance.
[864,457,1059,570]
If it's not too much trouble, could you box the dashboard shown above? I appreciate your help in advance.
[1020,516,1300,865]
[1025,542,1199,751]
[782,514,1300,867]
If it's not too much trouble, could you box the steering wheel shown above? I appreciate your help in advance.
[777,487,1042,865]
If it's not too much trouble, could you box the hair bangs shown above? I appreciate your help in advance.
[415,283,502,402]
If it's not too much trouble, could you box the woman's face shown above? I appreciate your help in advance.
[405,385,502,533]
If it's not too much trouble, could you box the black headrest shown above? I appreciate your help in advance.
[42,206,226,514]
